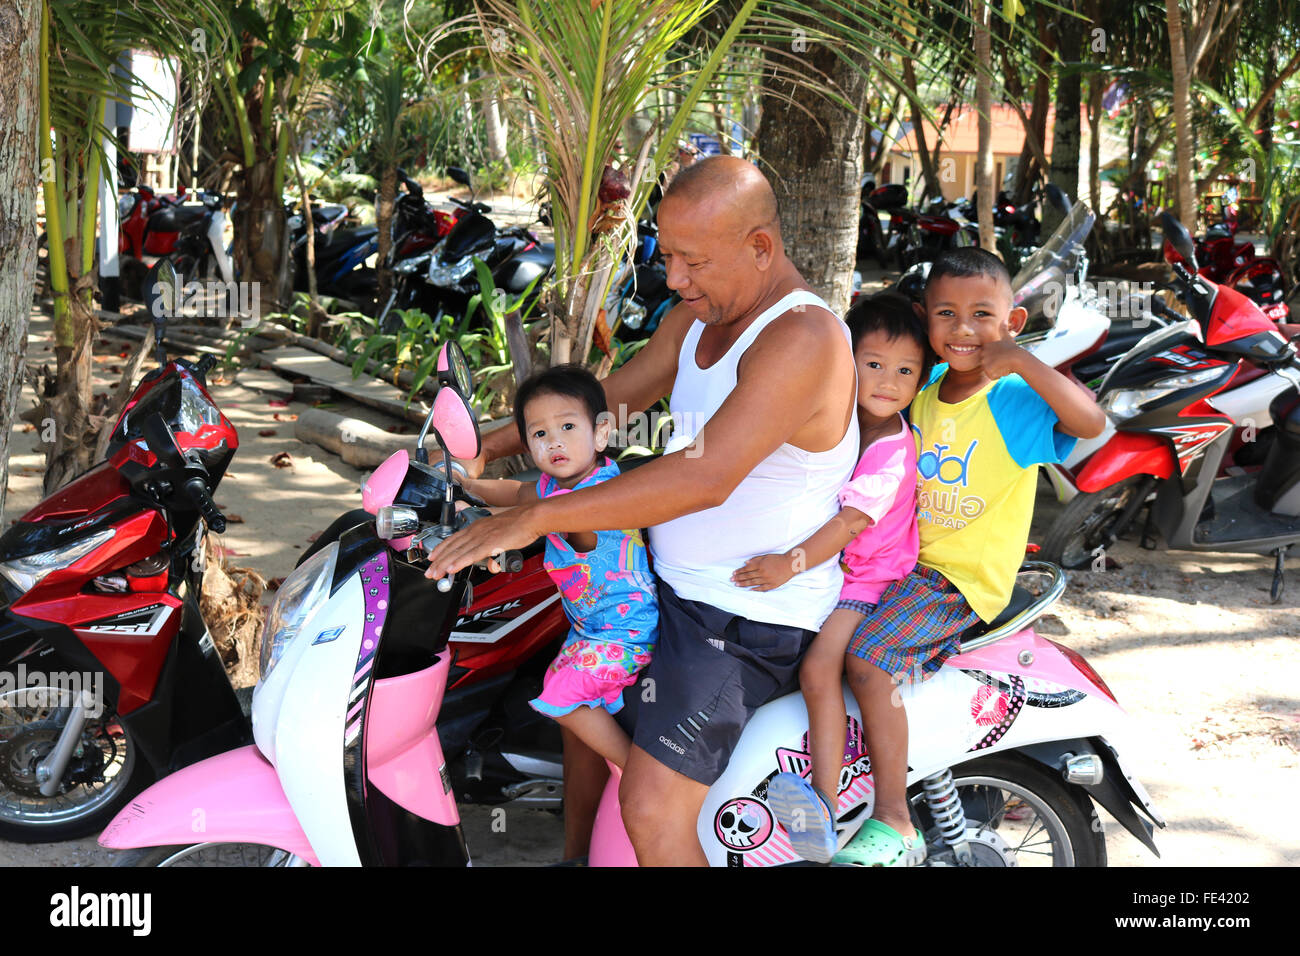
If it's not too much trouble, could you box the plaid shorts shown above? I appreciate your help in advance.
[835,598,877,616]
[846,565,979,680]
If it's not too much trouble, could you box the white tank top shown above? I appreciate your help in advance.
[649,290,859,631]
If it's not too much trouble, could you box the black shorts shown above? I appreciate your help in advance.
[615,578,815,785]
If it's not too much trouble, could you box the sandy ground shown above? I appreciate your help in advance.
[3,289,1298,867]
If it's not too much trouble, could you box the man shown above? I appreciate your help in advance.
[427,156,858,865]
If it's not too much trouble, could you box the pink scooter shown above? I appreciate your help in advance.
[100,344,1164,867]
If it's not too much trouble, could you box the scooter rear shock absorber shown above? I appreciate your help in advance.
[921,768,968,849]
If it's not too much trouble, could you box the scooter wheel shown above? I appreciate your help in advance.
[0,699,154,844]
[1039,475,1153,570]
[907,752,1107,867]
[111,843,305,867]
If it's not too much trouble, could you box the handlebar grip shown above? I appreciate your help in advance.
[184,476,226,534]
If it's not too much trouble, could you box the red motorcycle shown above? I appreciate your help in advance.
[1042,212,1300,596]
[0,261,250,841]
[1163,205,1292,324]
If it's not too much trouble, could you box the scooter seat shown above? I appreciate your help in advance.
[150,204,210,232]
[961,584,1037,640]
[323,225,378,247]
[513,242,555,268]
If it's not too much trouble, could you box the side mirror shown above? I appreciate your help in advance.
[1159,211,1198,271]
[430,387,481,461]
[447,166,472,188]
[143,259,179,364]
[436,342,473,396]
[1044,184,1071,217]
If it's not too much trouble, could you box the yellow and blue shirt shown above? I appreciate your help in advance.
[909,366,1076,622]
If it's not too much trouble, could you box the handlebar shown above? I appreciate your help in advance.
[183,476,227,534]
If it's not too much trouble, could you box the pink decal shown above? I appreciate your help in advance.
[970,685,1009,726]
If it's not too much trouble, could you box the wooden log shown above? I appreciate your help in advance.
[294,407,516,469]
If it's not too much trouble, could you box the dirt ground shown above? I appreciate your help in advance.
[3,295,1298,868]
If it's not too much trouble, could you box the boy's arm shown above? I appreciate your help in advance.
[982,325,1107,439]
[731,507,871,592]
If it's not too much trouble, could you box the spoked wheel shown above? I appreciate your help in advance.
[113,843,309,867]
[0,683,152,842]
[1040,475,1155,570]
[908,754,1106,867]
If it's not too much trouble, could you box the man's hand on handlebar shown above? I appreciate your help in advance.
[422,504,542,580]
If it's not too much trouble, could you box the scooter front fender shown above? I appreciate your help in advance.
[1076,431,1176,492]
[98,744,319,866]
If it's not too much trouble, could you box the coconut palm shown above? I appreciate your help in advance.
[37,0,225,492]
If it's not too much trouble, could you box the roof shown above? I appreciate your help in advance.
[890,103,1087,156]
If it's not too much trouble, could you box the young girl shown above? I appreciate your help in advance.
[731,291,933,864]
[455,364,657,769]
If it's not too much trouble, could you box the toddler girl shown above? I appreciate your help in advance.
[457,364,657,769]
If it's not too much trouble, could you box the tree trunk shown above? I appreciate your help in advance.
[0,0,40,520]
[902,55,942,201]
[482,73,510,169]
[1088,75,1103,241]
[1009,11,1056,203]
[973,0,995,253]
[375,164,397,311]
[232,156,290,320]
[1166,0,1198,229]
[757,18,871,317]
[1045,5,1084,236]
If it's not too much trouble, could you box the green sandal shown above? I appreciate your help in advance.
[831,819,927,867]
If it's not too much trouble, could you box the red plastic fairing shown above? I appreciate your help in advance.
[17,586,180,714]
[20,462,131,522]
[1075,432,1176,492]
[448,553,568,687]
[1205,284,1277,346]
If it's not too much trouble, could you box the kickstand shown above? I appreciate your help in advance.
[1271,546,1288,604]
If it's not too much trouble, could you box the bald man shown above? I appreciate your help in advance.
[426,156,859,865]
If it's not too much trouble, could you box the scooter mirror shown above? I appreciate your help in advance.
[430,386,481,461]
[143,258,178,324]
[436,342,473,396]
[447,166,472,189]
[1044,184,1071,217]
[1158,211,1198,271]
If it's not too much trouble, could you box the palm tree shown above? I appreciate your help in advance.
[1165,0,1197,228]
[37,0,224,492]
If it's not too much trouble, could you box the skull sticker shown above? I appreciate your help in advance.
[714,797,773,852]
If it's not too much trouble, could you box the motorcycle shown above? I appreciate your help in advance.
[377,166,554,334]
[1163,203,1292,324]
[0,260,250,842]
[1039,212,1300,593]
[153,190,236,291]
[100,344,1164,867]
[287,169,459,315]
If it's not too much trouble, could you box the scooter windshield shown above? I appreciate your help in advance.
[1012,202,1095,331]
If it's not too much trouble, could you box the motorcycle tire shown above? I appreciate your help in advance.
[910,752,1107,866]
[0,696,154,843]
[112,843,303,867]
[1038,475,1153,570]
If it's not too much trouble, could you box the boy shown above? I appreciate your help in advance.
[773,248,1106,865]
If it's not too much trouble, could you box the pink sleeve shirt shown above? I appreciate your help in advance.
[837,414,920,605]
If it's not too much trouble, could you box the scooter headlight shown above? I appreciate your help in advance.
[258,541,338,681]
[1098,367,1227,423]
[0,528,116,593]
[394,252,433,275]
[427,256,475,288]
